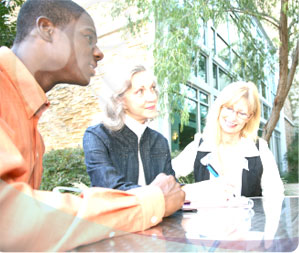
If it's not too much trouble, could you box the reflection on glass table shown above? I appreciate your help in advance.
[74,197,298,252]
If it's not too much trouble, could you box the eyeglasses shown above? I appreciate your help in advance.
[221,106,251,120]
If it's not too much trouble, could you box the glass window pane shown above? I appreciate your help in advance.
[270,73,276,93]
[231,50,239,65]
[274,131,282,170]
[219,69,231,90]
[213,63,218,89]
[200,104,208,133]
[180,84,197,100]
[192,55,197,77]
[198,18,207,45]
[178,124,197,150]
[228,15,239,51]
[263,104,270,120]
[258,122,264,137]
[198,54,207,82]
[216,35,230,65]
[271,93,275,105]
[215,19,228,42]
[200,91,208,104]
[187,99,197,123]
[261,82,267,98]
[171,103,198,152]
[203,23,207,45]
[209,28,215,53]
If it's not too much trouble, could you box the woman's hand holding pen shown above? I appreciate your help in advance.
[204,164,239,200]
[181,179,239,207]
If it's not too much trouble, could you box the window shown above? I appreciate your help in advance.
[171,85,198,152]
[212,63,232,91]
[273,131,282,171]
[216,35,230,65]
[228,15,240,52]
[231,49,239,65]
[216,18,228,42]
[260,81,267,99]
[192,54,207,83]
[262,103,270,120]
[258,122,264,137]
[269,72,276,104]
[171,85,210,152]
[198,18,207,46]
[213,63,218,89]
[219,68,232,90]
[209,28,216,54]
[198,54,207,83]
[200,91,209,132]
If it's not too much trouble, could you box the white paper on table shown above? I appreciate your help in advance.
[182,181,254,209]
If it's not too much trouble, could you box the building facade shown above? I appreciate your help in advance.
[38,0,288,172]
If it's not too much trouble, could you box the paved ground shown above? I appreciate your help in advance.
[284,183,299,196]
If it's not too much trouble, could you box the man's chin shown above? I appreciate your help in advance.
[74,76,91,86]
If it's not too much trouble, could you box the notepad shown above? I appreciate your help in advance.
[182,196,254,210]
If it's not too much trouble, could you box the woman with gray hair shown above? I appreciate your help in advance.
[83,65,175,190]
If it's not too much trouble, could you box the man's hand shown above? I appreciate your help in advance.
[150,173,185,217]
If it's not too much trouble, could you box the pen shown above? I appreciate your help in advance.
[206,164,219,178]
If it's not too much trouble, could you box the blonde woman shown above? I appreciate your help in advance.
[83,65,175,190]
[173,81,284,198]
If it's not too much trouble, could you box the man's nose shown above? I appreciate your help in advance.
[94,45,104,62]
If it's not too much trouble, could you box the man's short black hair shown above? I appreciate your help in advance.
[14,0,88,44]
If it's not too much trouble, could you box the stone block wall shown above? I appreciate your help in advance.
[38,0,154,152]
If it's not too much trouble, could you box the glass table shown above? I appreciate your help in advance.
[74,196,298,252]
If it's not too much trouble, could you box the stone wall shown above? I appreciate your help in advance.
[38,0,154,152]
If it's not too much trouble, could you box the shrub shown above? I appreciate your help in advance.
[283,132,298,183]
[40,147,91,191]
[171,150,195,184]
[178,173,195,184]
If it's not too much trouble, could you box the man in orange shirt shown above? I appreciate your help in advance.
[0,0,185,251]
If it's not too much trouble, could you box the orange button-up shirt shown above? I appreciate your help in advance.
[0,47,165,251]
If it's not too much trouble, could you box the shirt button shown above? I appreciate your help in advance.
[151,216,158,224]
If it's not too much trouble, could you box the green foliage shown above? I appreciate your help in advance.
[178,173,195,184]
[111,0,286,125]
[40,148,91,191]
[171,150,195,184]
[0,0,24,47]
[283,132,299,183]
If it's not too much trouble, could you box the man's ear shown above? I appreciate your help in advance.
[36,16,54,42]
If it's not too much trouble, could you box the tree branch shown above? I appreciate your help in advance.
[288,18,297,31]
[227,7,280,29]
[287,39,299,89]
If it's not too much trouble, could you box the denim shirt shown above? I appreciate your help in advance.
[83,123,175,191]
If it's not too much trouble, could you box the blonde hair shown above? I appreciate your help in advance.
[202,81,261,146]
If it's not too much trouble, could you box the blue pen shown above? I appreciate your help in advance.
[206,164,219,178]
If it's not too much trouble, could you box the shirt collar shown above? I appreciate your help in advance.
[0,47,49,119]
[124,115,147,139]
[198,136,260,157]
